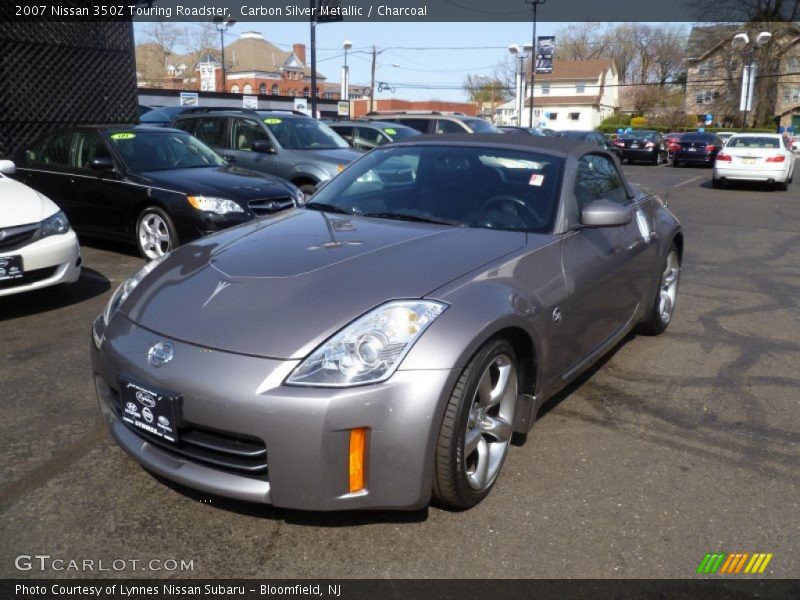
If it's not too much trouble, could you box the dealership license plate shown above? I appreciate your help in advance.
[119,379,180,443]
[0,255,23,281]
[743,158,756,165]
[630,143,640,148]
[687,147,697,152]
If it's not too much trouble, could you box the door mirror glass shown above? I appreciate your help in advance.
[0,160,16,175]
[253,139,276,154]
[90,156,116,171]
[581,199,631,228]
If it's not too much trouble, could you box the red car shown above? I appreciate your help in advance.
[665,132,685,159]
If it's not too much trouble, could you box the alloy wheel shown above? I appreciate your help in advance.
[463,354,517,491]
[138,213,171,260]
[658,250,680,323]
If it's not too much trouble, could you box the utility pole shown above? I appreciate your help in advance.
[369,45,377,113]
[310,0,318,117]
[525,0,546,127]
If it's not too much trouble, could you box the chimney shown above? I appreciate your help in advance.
[293,43,306,64]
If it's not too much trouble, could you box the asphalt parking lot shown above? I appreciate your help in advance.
[1,161,798,579]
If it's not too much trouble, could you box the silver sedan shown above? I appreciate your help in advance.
[91,135,682,511]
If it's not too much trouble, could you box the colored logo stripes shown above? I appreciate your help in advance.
[696,552,773,574]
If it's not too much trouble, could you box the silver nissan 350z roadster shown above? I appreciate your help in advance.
[91,134,682,511]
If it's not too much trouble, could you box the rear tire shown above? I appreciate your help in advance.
[432,339,518,510]
[712,177,722,189]
[777,180,789,191]
[638,244,681,336]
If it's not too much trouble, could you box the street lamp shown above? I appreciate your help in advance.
[341,40,352,101]
[213,17,235,92]
[732,30,772,129]
[508,44,533,126]
[525,0,547,128]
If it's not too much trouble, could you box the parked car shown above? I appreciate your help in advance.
[13,126,303,260]
[612,130,668,165]
[327,120,421,151]
[716,132,736,146]
[498,126,549,136]
[364,111,500,134]
[557,130,622,161]
[139,106,198,127]
[671,132,723,168]
[91,134,683,511]
[0,160,81,296]
[171,109,360,197]
[712,133,794,190]
[664,132,685,159]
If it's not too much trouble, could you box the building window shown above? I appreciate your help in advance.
[243,84,252,94]
[541,82,550,95]
[548,112,558,120]
[784,87,800,102]
[576,81,585,94]
[698,60,714,76]
[272,85,280,95]
[324,91,333,99]
[259,83,266,95]
[569,112,580,120]
[231,84,240,93]
[788,57,800,71]
[303,88,309,98]
[694,90,719,104]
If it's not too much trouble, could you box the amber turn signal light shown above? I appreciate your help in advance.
[349,428,367,493]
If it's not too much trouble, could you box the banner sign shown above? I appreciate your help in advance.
[536,36,555,74]
[179,92,198,107]
[242,95,258,109]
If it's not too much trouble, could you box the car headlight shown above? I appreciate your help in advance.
[187,196,244,215]
[286,300,447,387]
[102,254,168,326]
[40,210,70,238]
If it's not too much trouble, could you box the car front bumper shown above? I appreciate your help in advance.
[0,229,81,297]
[91,315,458,511]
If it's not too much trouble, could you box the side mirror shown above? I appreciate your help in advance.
[90,156,116,172]
[580,200,632,228]
[0,159,16,175]
[253,139,276,154]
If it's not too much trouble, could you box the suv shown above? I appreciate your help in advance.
[171,109,361,196]
[326,120,421,151]
[363,112,499,134]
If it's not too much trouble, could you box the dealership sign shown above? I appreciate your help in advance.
[536,36,555,74]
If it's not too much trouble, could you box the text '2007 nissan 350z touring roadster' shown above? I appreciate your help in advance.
[91,134,683,511]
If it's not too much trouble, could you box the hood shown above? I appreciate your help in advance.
[136,166,296,202]
[123,210,525,359]
[0,176,58,227]
[290,148,361,166]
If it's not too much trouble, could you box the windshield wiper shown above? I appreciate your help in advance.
[304,202,352,215]
[361,212,463,227]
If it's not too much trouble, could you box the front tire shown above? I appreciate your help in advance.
[432,339,518,510]
[136,206,177,261]
[638,244,681,335]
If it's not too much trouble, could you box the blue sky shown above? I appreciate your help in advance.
[134,21,566,102]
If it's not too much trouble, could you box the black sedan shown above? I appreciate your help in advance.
[13,126,302,259]
[612,130,668,165]
[671,132,723,168]
[558,130,622,161]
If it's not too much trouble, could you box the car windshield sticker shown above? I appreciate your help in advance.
[529,173,544,186]
[264,118,283,125]
[110,133,136,140]
[384,128,397,135]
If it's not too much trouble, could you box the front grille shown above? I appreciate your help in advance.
[248,196,294,216]
[0,223,39,252]
[110,390,268,479]
[0,266,57,290]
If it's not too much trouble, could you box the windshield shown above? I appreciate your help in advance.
[386,127,420,140]
[108,131,226,172]
[626,130,657,139]
[681,134,714,143]
[306,145,563,233]
[139,107,184,123]
[464,119,499,133]
[727,136,780,149]
[260,115,349,150]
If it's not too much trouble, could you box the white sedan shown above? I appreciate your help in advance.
[712,133,795,190]
[0,160,81,296]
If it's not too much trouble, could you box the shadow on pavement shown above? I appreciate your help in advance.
[0,267,111,321]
